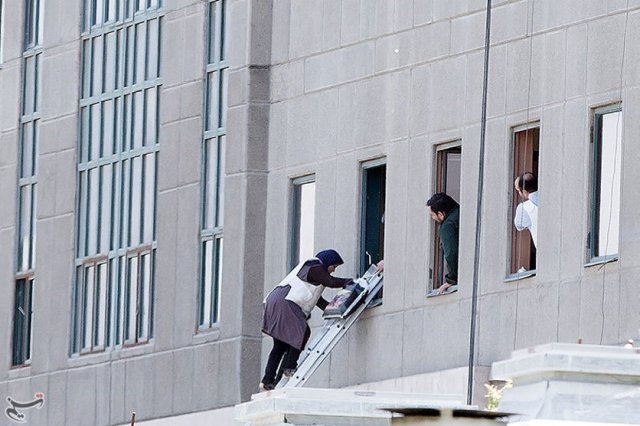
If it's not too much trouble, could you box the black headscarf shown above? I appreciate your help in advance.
[315,249,344,272]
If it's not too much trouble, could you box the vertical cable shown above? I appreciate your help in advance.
[467,0,492,406]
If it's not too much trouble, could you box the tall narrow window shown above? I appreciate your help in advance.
[12,0,43,367]
[510,126,539,276]
[199,0,227,330]
[289,175,316,269]
[360,160,386,275]
[431,143,461,291]
[589,105,622,262]
[73,0,162,354]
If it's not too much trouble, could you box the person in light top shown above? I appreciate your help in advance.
[514,172,538,248]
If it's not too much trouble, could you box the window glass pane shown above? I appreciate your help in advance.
[20,122,34,178]
[88,167,100,255]
[91,103,102,160]
[204,138,218,229]
[82,40,92,98]
[104,32,117,92]
[96,262,108,347]
[142,153,155,242]
[130,157,142,246]
[213,237,222,322]
[125,256,137,341]
[144,87,157,146]
[92,35,104,95]
[208,0,218,63]
[595,110,622,257]
[132,91,143,148]
[78,172,87,257]
[12,279,33,365]
[139,252,151,340]
[207,71,220,131]
[201,240,213,326]
[219,68,228,129]
[18,185,33,271]
[94,0,104,26]
[125,25,135,86]
[291,177,315,268]
[100,164,112,253]
[123,94,132,151]
[297,182,315,264]
[80,107,90,163]
[102,100,114,157]
[146,18,159,80]
[83,266,95,350]
[23,56,36,115]
[135,22,146,84]
[28,183,37,270]
[116,255,126,344]
[119,159,130,247]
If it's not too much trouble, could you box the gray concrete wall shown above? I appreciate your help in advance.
[0,0,270,424]
[261,0,640,392]
[2,1,640,425]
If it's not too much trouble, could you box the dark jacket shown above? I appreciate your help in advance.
[439,206,459,284]
[297,259,351,310]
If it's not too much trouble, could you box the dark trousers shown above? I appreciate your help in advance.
[261,338,302,386]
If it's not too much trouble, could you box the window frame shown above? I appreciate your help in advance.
[359,158,387,275]
[430,141,461,291]
[288,174,316,270]
[72,4,162,355]
[12,278,34,367]
[197,0,227,331]
[587,104,622,264]
[506,123,539,280]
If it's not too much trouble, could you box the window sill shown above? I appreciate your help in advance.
[68,341,155,367]
[426,285,459,299]
[584,256,618,268]
[193,326,221,345]
[504,270,537,282]
[7,365,32,380]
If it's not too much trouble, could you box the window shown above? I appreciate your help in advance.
[509,126,539,276]
[289,175,316,269]
[11,0,43,367]
[72,0,162,354]
[199,0,227,330]
[360,160,386,275]
[588,105,622,262]
[12,279,33,366]
[431,143,461,291]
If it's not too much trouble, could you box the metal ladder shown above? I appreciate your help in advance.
[277,265,384,388]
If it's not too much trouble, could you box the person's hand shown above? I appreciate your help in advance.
[437,283,452,295]
[375,260,384,273]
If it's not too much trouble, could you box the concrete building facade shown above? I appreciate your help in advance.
[1,0,640,424]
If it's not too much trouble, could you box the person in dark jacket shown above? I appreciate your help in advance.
[426,193,460,295]
[260,249,353,391]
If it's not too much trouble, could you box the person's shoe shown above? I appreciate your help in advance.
[259,382,275,392]
[283,368,297,378]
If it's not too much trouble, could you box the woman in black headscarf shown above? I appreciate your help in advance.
[260,249,353,391]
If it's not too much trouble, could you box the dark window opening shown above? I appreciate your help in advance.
[360,161,386,275]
